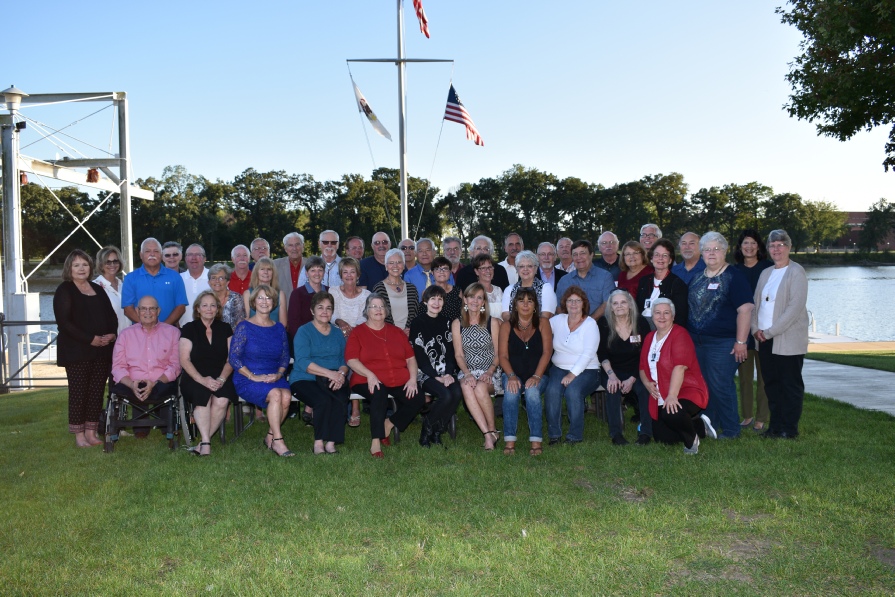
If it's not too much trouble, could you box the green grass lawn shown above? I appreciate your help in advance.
[2,390,894,595]
[807,351,895,373]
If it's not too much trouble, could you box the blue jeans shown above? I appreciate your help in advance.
[691,333,740,438]
[545,365,599,442]
[501,373,548,442]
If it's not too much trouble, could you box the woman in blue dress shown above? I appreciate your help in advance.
[229,284,294,457]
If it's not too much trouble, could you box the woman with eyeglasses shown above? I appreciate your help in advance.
[734,229,773,432]
[229,284,294,457]
[431,256,462,322]
[472,253,503,318]
[616,241,654,296]
[752,230,809,440]
[370,248,419,335]
[208,263,246,328]
[500,250,557,321]
[544,286,600,445]
[687,231,754,440]
[94,245,131,334]
[635,239,689,329]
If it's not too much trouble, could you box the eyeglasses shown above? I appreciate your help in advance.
[320,240,338,245]
[599,240,616,246]
[623,252,640,258]
[137,306,159,312]
[434,266,451,273]
[399,245,415,250]
[369,305,385,310]
[702,247,725,253]
[105,259,120,266]
[163,253,180,259]
[475,266,494,271]
[652,253,671,260]
[768,243,788,250]
[566,298,584,304]
[209,276,227,282]
[386,261,403,267]
[373,240,390,246]
[185,253,204,258]
[255,296,273,302]
[640,233,658,239]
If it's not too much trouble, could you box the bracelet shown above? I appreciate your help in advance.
[532,374,541,380]
[606,369,615,376]
[735,340,747,345]
[338,370,347,377]
[216,377,225,382]
[507,373,517,378]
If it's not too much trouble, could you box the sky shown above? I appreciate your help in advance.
[4,0,892,212]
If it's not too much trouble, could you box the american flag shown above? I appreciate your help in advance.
[444,84,484,146]
[412,0,430,38]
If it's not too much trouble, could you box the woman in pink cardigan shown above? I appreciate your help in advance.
[639,298,716,454]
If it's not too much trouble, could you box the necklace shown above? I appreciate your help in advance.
[385,279,403,293]
[517,320,532,331]
[367,324,389,342]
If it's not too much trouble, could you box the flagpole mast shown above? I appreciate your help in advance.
[396,0,409,241]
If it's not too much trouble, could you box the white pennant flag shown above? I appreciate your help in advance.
[353,82,392,141]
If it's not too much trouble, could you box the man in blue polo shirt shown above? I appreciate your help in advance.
[555,239,616,321]
[403,237,453,291]
[122,237,188,326]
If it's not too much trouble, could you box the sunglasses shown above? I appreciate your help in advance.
[400,245,415,250]
[163,253,180,259]
[105,259,120,266]
[320,240,338,245]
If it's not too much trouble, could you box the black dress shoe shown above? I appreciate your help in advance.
[548,438,562,446]
[779,431,799,439]
[419,418,433,447]
[635,434,651,446]
[761,429,782,439]
[611,434,629,446]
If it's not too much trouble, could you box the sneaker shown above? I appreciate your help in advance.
[684,435,700,455]
[700,414,718,439]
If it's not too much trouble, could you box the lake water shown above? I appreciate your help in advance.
[26,264,895,342]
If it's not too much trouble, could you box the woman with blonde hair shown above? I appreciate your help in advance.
[243,256,287,327]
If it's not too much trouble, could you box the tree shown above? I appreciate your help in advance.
[762,192,809,252]
[803,200,847,251]
[859,198,895,251]
[637,173,693,237]
[778,1,895,170]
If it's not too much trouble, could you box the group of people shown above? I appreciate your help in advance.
[54,224,809,456]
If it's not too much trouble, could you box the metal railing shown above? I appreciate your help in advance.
[0,313,65,393]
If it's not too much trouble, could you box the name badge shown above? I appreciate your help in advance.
[643,299,651,309]
[707,283,719,290]
[630,335,641,344]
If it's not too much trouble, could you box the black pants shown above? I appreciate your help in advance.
[758,339,805,436]
[421,377,463,429]
[291,378,350,443]
[651,398,705,449]
[351,383,424,439]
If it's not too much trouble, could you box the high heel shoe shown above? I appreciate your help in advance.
[191,442,211,456]
[263,431,273,450]
[484,430,499,451]
[271,437,295,457]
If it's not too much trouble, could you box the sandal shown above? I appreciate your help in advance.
[753,421,765,431]
[484,430,499,451]
[271,437,295,457]
[191,442,211,456]
[503,441,516,456]
[740,418,754,427]
[348,414,361,427]
[529,442,543,456]
[262,431,273,450]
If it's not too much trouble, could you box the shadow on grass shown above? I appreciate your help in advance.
[0,389,893,594]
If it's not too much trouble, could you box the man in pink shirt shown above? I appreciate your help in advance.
[112,295,182,437]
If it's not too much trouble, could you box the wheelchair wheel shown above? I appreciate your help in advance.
[102,399,119,453]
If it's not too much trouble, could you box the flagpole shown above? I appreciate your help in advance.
[397,0,409,241]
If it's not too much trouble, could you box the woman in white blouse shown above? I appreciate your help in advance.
[331,257,371,428]
[93,246,130,333]
[544,286,600,445]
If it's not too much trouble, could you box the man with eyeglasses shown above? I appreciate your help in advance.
[179,244,211,327]
[639,224,662,251]
[535,241,567,290]
[359,231,391,289]
[273,232,305,304]
[671,231,706,285]
[398,238,417,271]
[345,236,365,260]
[442,236,463,276]
[594,231,621,279]
[162,241,185,272]
[404,238,453,291]
[111,295,181,438]
[555,240,616,321]
[303,230,342,288]
[249,238,270,271]
[122,237,188,326]
[455,235,510,291]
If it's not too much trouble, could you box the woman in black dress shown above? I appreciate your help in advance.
[179,290,237,456]
[53,249,118,447]
[410,285,463,447]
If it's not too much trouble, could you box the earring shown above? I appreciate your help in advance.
[480,306,486,313]
[463,305,469,312]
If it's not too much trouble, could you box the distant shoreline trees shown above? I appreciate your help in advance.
[11,164,856,263]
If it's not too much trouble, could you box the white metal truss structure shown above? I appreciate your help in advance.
[0,86,153,390]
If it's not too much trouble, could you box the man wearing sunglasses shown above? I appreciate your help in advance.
[359,231,391,289]
[303,230,342,288]
[398,238,417,271]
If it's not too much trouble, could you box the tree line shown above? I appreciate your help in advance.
[12,163,877,263]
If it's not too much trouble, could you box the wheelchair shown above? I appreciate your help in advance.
[101,382,182,453]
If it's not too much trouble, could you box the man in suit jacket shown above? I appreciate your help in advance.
[535,241,567,291]
[455,235,509,291]
[274,232,305,305]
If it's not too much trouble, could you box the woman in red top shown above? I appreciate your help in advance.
[346,294,423,458]
[639,298,716,454]
[616,241,654,296]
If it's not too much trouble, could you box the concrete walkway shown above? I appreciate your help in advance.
[802,359,895,417]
